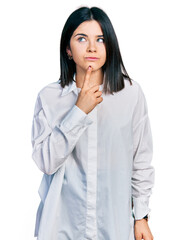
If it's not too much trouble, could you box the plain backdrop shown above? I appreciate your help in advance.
[0,0,172,239]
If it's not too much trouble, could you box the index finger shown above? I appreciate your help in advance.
[82,65,92,89]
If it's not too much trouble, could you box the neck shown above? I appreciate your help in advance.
[75,67,104,89]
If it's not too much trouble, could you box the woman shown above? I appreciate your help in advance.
[31,6,155,240]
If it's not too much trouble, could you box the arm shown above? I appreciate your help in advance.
[131,84,155,239]
[31,93,93,175]
[131,84,155,220]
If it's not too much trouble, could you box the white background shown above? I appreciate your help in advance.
[0,0,172,239]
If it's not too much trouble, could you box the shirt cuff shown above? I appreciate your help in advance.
[132,197,151,220]
[59,104,93,135]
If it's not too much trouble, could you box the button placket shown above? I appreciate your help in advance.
[85,107,98,239]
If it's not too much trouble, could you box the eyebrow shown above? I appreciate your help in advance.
[74,33,104,38]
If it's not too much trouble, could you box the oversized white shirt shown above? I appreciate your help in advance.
[31,75,155,240]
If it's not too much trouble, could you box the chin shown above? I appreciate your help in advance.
[86,64,101,71]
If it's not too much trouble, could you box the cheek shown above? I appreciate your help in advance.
[72,52,83,64]
[100,48,106,62]
[99,45,106,55]
[71,45,85,60]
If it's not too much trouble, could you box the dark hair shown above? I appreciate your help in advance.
[59,6,133,95]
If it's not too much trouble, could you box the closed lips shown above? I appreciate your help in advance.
[85,57,99,59]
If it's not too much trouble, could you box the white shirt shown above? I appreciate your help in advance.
[31,75,155,240]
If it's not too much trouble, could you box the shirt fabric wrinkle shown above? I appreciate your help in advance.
[31,74,155,240]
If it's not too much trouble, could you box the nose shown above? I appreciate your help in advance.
[87,40,96,52]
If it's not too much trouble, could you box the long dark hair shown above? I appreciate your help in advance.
[59,6,133,95]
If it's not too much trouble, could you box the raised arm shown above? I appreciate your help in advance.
[31,93,93,175]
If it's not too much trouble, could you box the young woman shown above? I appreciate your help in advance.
[31,6,155,240]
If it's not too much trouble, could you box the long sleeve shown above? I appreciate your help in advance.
[131,84,155,220]
[31,93,93,175]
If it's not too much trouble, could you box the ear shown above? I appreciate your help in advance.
[66,46,72,56]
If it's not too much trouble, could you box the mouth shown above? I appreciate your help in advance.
[85,57,99,61]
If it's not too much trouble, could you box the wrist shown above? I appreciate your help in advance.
[135,214,149,223]
[143,214,149,222]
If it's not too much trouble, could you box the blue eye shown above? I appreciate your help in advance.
[78,37,86,42]
[97,38,104,43]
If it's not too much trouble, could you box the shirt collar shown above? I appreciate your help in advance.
[60,73,104,97]
[60,78,77,97]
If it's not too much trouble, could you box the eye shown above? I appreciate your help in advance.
[97,38,104,43]
[78,37,86,42]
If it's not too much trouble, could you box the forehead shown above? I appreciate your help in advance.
[72,20,103,36]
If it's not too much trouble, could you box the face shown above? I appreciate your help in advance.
[66,20,106,73]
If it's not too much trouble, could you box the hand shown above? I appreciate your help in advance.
[134,219,154,240]
[75,66,103,114]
